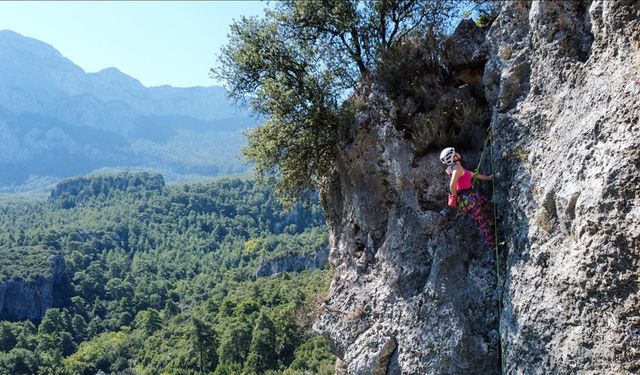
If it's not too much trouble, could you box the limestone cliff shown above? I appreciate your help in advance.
[256,246,329,277]
[0,247,69,321]
[486,1,639,373]
[314,1,640,374]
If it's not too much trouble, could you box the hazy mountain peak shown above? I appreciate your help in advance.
[87,66,145,94]
[0,29,255,191]
[91,67,143,86]
[0,29,83,71]
[0,29,246,119]
[0,29,55,52]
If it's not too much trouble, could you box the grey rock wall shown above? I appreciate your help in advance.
[256,246,329,277]
[486,0,640,373]
[0,253,67,321]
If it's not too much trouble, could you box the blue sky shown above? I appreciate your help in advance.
[0,1,270,88]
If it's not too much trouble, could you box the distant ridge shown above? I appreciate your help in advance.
[0,30,257,192]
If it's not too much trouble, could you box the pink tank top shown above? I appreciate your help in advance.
[456,169,473,191]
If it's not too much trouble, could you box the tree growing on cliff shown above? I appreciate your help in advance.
[215,0,468,206]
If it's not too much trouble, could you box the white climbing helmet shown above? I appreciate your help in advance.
[439,147,456,165]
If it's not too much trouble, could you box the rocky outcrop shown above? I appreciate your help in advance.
[313,9,498,375]
[444,19,490,97]
[256,246,329,277]
[486,1,640,373]
[0,249,68,321]
[315,0,640,374]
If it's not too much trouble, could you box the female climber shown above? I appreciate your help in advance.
[440,147,495,249]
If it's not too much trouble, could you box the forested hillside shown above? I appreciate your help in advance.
[0,173,334,374]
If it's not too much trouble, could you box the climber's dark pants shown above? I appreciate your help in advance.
[457,190,495,249]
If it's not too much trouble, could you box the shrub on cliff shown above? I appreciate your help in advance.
[372,13,493,156]
[215,0,478,207]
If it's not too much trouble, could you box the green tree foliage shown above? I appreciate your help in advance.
[468,0,502,27]
[215,0,470,205]
[217,14,345,207]
[188,316,217,373]
[284,336,335,375]
[63,331,130,375]
[38,309,66,336]
[217,317,252,366]
[0,348,38,375]
[135,309,162,336]
[71,315,87,343]
[246,312,277,373]
[49,172,165,209]
[0,324,16,353]
[0,246,58,282]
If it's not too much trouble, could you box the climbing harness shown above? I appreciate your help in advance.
[456,189,495,248]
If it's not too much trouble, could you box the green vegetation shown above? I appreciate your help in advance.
[49,172,165,209]
[215,0,498,206]
[0,175,334,374]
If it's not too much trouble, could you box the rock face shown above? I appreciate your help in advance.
[314,85,499,373]
[485,1,640,373]
[314,0,640,374]
[256,246,329,277]
[0,251,68,321]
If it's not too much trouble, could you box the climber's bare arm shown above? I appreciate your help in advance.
[475,173,494,181]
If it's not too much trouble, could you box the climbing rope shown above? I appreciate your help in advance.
[472,132,492,189]
[489,134,505,374]
[473,129,505,373]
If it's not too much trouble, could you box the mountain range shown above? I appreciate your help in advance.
[0,29,256,192]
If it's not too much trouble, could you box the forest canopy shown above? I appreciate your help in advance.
[0,175,334,374]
